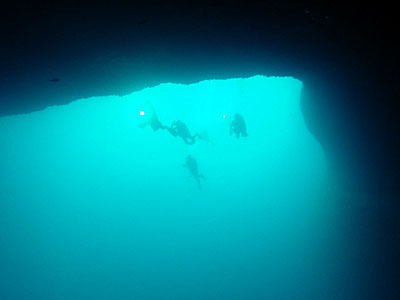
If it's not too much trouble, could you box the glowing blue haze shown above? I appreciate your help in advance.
[0,75,327,299]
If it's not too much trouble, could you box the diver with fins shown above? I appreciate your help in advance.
[230,113,248,138]
[183,155,205,190]
[166,120,197,145]
[138,101,198,145]
[138,101,166,131]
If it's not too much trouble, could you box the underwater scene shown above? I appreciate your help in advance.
[0,75,344,299]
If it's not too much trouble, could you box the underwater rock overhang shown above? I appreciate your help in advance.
[0,75,326,198]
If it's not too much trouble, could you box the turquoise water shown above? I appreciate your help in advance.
[0,76,331,299]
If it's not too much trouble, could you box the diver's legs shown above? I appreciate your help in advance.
[165,126,178,137]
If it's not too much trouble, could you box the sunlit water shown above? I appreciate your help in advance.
[0,76,340,299]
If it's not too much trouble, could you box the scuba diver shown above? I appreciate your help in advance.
[230,113,248,138]
[138,101,166,131]
[183,155,205,190]
[194,129,215,146]
[166,120,196,145]
[138,102,197,145]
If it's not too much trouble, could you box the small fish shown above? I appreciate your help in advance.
[138,19,148,25]
[49,78,60,83]
[183,155,205,190]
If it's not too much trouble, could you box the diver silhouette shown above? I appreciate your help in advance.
[138,101,166,131]
[193,129,215,146]
[230,113,248,138]
[166,120,196,145]
[183,155,205,190]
